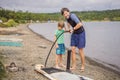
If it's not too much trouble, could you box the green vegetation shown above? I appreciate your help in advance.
[0,8,120,27]
[73,9,120,21]
[4,19,18,27]
[0,54,7,79]
[0,19,17,27]
[0,61,6,79]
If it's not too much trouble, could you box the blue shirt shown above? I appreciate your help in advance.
[67,13,84,34]
[70,13,80,24]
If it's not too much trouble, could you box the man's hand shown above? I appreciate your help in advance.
[70,29,74,33]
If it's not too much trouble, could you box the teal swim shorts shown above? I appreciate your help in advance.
[56,44,65,55]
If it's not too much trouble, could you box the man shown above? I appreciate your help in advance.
[61,8,86,71]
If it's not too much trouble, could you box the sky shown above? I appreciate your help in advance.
[0,0,120,13]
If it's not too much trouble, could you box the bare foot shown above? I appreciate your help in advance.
[55,65,60,69]
[80,67,85,72]
[60,64,66,68]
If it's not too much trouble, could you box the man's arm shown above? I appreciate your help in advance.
[67,22,71,30]
[62,22,71,33]
[70,14,83,30]
[64,23,71,33]
[73,22,83,30]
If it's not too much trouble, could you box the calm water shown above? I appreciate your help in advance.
[29,22,120,72]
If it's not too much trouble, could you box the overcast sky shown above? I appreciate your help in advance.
[0,0,120,13]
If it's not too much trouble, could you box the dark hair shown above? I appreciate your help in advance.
[61,8,70,15]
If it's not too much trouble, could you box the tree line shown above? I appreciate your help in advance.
[73,9,120,21]
[0,7,120,24]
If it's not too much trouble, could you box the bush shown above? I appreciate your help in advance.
[0,23,6,27]
[0,61,6,79]
[1,17,7,22]
[113,17,120,21]
[18,20,26,23]
[4,19,18,27]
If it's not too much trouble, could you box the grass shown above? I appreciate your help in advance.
[0,53,7,79]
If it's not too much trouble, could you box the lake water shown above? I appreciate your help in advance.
[29,22,120,72]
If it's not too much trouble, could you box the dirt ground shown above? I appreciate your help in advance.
[0,24,120,80]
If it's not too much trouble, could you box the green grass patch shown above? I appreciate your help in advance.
[0,54,7,79]
[4,19,18,27]
[0,61,6,79]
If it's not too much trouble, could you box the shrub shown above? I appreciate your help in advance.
[0,61,6,79]
[18,20,26,23]
[4,19,18,27]
[1,17,7,22]
[113,17,120,21]
[0,23,6,27]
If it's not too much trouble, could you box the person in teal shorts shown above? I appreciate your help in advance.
[54,21,66,69]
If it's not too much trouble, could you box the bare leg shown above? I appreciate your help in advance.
[59,54,62,64]
[59,54,65,68]
[55,54,60,68]
[71,46,76,70]
[79,48,85,71]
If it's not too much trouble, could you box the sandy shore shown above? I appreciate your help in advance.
[0,24,120,80]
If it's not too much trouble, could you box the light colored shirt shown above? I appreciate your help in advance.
[55,30,64,44]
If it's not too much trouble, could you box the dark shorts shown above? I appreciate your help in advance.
[71,31,86,48]
[56,44,65,55]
